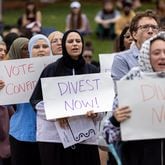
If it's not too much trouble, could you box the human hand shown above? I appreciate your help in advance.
[0,80,5,90]
[57,118,69,128]
[86,110,97,119]
[114,106,131,123]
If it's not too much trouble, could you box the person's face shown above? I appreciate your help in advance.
[51,33,63,55]
[133,17,159,48]
[71,8,80,14]
[27,4,35,11]
[124,30,133,49]
[65,32,83,60]
[32,39,50,57]
[150,39,165,72]
[158,1,165,10]
[104,2,113,12]
[83,50,93,64]
[0,44,7,60]
[21,44,29,59]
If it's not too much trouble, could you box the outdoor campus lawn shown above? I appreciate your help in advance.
[3,1,155,61]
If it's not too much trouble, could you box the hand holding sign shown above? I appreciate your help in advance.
[114,106,131,123]
[86,110,98,119]
[0,80,5,90]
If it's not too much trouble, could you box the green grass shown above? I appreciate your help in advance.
[2,2,155,61]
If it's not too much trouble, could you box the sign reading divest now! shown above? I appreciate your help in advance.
[41,73,115,120]
[0,56,61,105]
[118,78,165,141]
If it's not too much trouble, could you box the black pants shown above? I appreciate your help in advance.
[9,136,41,165]
[38,142,101,165]
[1,158,11,165]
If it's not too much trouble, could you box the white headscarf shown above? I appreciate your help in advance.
[28,34,52,57]
[122,31,165,80]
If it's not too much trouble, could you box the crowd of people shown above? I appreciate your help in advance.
[0,0,165,165]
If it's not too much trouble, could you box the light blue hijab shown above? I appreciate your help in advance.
[28,34,52,57]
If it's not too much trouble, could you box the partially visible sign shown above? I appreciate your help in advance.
[99,53,116,73]
[0,56,61,105]
[118,78,165,141]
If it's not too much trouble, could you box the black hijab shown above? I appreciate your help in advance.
[61,30,85,70]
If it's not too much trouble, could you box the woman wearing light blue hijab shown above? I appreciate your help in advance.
[9,34,51,165]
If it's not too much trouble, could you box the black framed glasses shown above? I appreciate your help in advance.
[137,24,159,32]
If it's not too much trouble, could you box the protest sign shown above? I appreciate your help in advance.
[41,73,115,120]
[99,53,116,73]
[0,56,61,105]
[118,78,165,141]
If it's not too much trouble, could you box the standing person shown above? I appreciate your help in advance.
[0,41,14,165]
[111,10,160,81]
[48,31,63,55]
[82,41,100,69]
[103,31,165,165]
[9,34,51,165]
[3,33,19,53]
[0,105,14,165]
[95,0,120,40]
[114,25,133,52]
[0,41,7,60]
[65,1,91,36]
[30,30,101,165]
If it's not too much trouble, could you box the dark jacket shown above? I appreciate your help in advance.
[0,106,14,159]
[30,57,99,108]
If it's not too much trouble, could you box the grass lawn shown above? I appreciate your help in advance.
[2,1,155,61]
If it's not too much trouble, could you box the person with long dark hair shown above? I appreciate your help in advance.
[65,1,91,36]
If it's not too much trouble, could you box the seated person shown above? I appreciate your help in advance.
[17,2,42,35]
[65,1,91,35]
[115,0,135,36]
[95,0,120,39]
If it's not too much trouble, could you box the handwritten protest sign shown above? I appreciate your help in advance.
[0,56,61,105]
[41,73,115,120]
[118,78,165,141]
[99,53,116,73]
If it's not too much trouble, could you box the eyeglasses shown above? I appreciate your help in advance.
[137,24,159,32]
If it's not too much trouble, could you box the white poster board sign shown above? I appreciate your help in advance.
[99,53,116,73]
[118,78,165,141]
[0,56,61,105]
[41,73,115,120]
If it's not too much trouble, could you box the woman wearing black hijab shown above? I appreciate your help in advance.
[30,30,101,165]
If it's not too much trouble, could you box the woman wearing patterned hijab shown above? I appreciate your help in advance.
[103,31,165,165]
[30,30,101,165]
